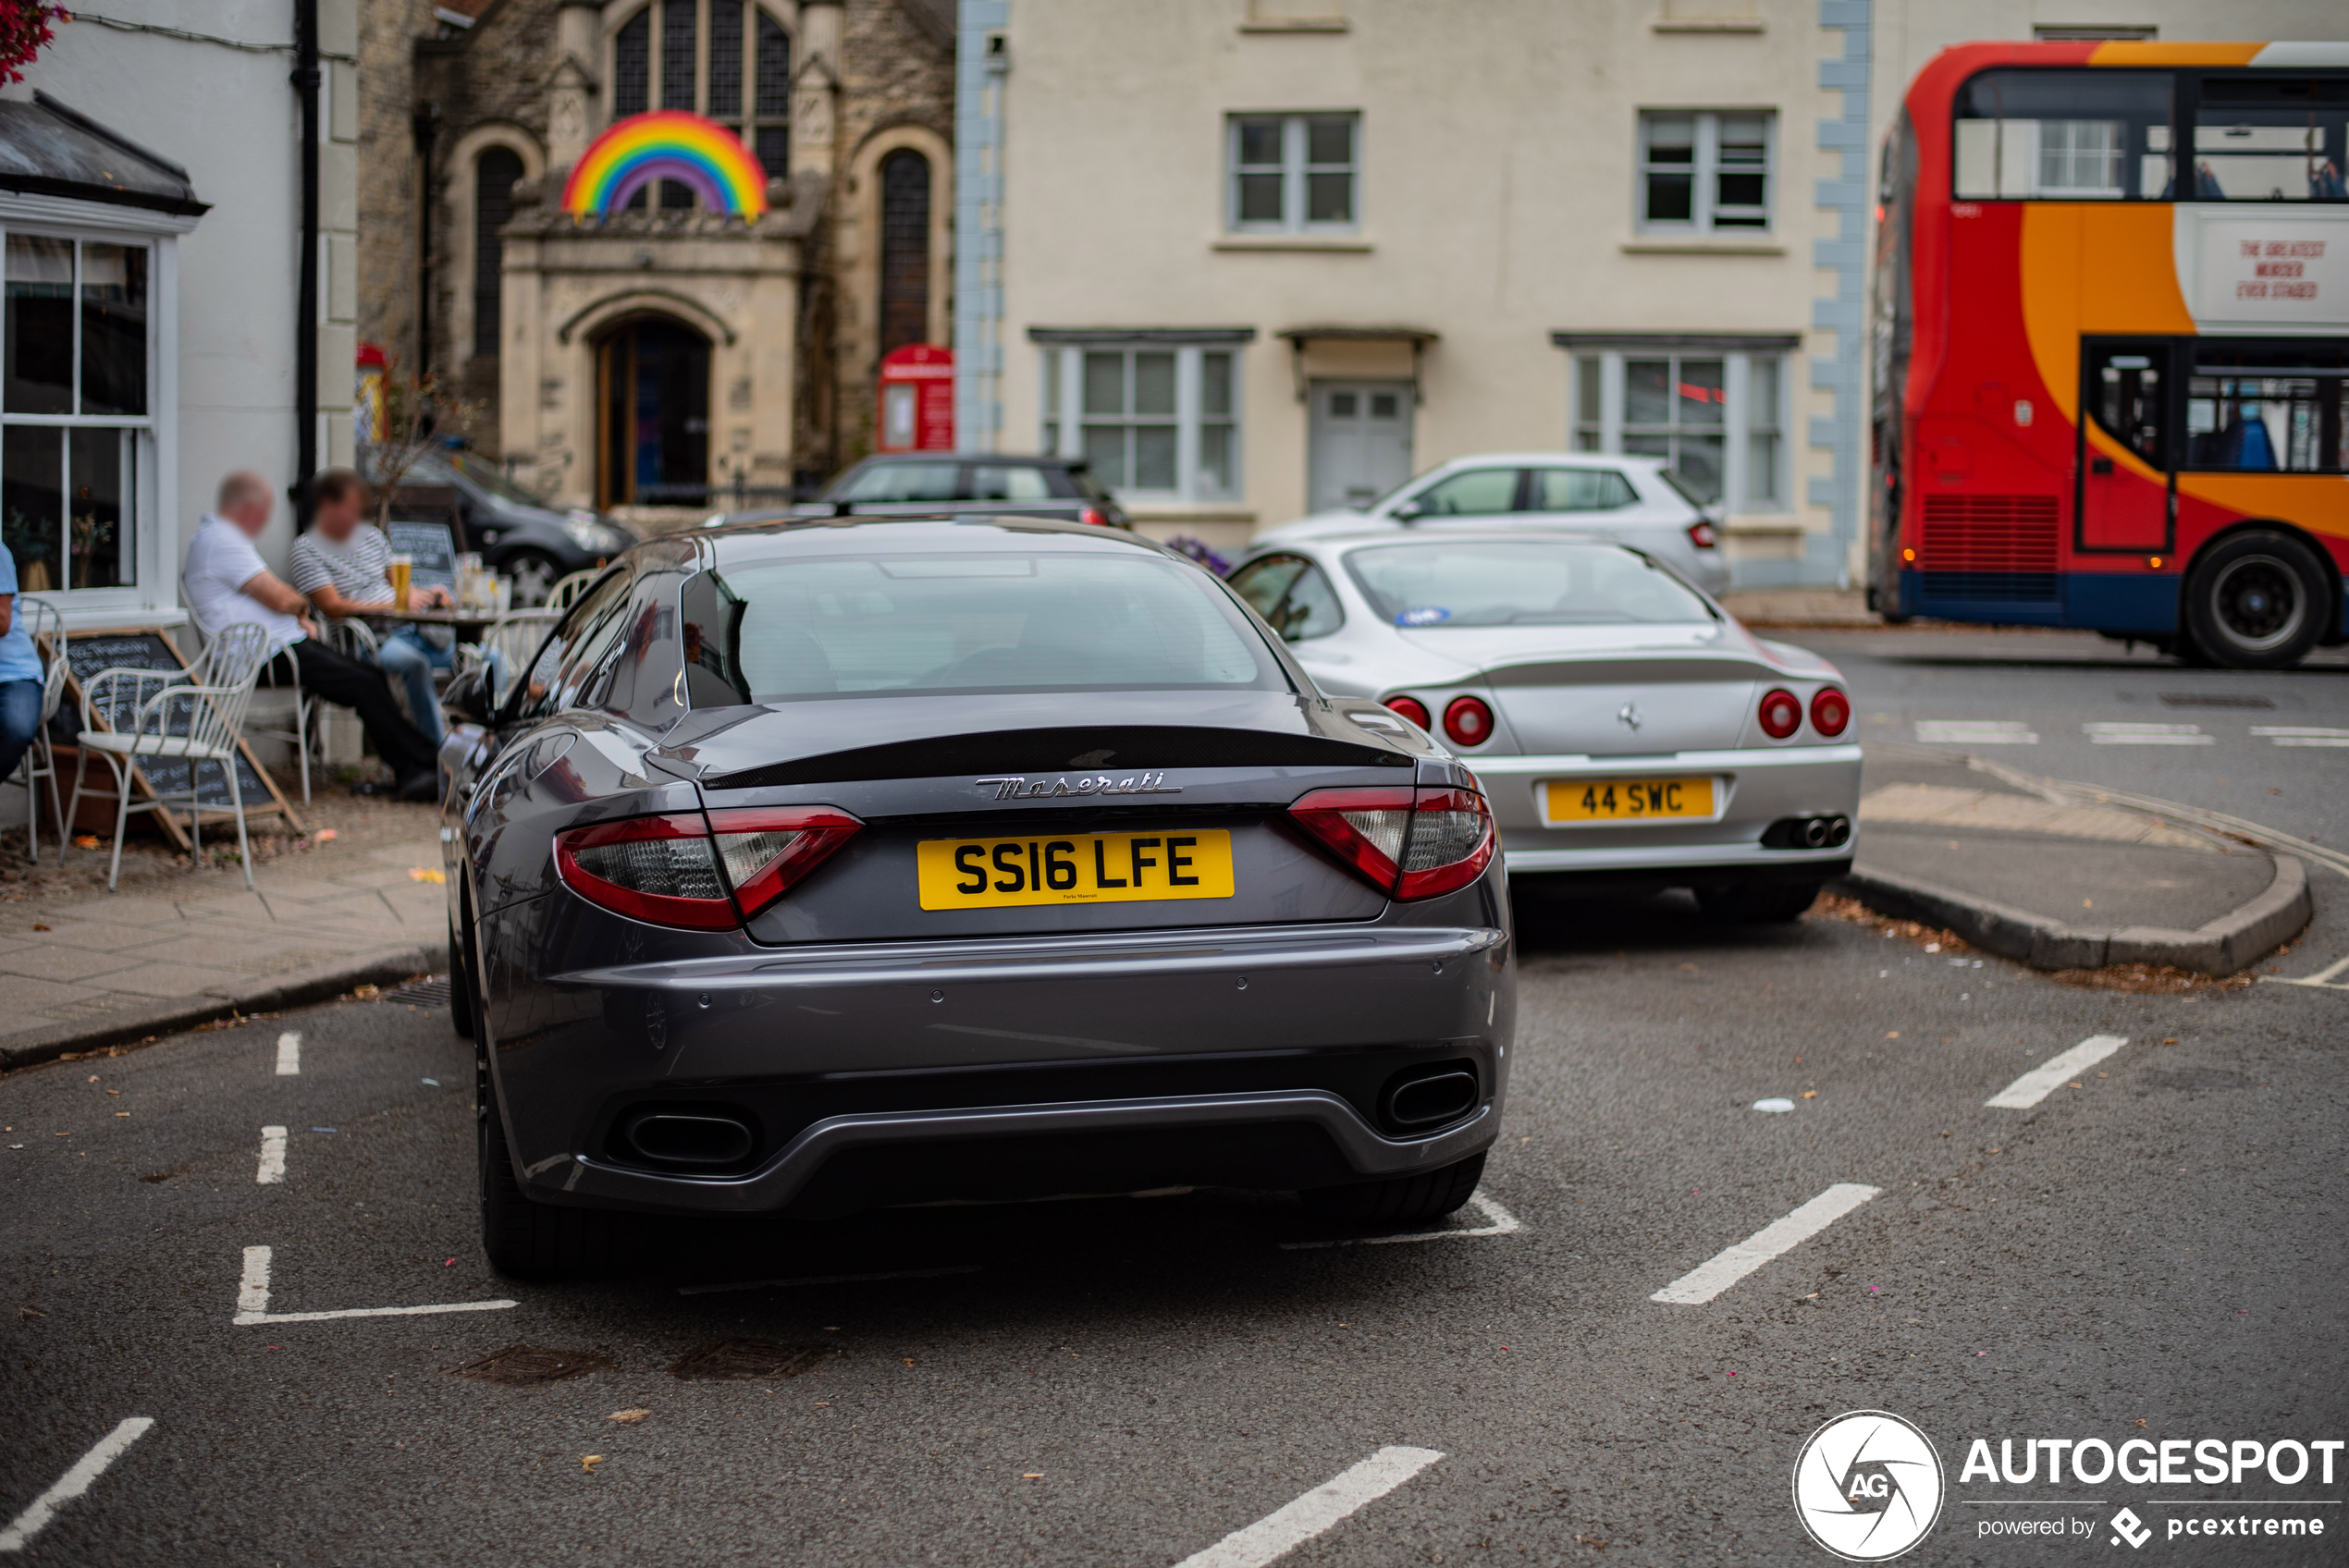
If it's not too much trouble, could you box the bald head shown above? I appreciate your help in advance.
[216,471,273,536]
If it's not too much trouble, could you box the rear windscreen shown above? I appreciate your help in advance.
[1345,541,1716,628]
[680,552,1283,704]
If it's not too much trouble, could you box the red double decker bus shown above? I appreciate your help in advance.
[1871,42,2348,668]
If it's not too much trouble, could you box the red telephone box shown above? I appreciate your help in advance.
[877,344,954,452]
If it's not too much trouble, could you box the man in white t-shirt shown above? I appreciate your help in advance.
[182,472,440,801]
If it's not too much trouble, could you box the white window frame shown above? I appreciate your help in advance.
[1636,110,1775,234]
[0,223,163,617]
[1039,342,1243,502]
[1570,349,1788,514]
[1225,113,1361,235]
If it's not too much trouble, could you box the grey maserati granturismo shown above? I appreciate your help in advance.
[437,515,1513,1278]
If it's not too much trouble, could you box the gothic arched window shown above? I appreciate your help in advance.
[610,3,790,210]
[473,146,524,358]
[878,149,931,355]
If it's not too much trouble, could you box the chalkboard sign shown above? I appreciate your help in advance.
[386,520,458,592]
[64,631,275,812]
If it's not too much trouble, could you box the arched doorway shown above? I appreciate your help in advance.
[595,317,711,508]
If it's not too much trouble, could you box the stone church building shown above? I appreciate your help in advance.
[358,0,953,516]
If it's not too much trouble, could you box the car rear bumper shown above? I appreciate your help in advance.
[491,915,1513,1216]
[1470,743,1863,876]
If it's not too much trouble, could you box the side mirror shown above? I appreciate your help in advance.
[444,664,495,728]
[1390,500,1423,523]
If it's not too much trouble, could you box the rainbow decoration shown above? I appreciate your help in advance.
[561,110,769,220]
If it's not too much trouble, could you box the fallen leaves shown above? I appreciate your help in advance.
[314,827,338,841]
[1800,1091,1817,1099]
[409,866,445,883]
[608,1409,649,1424]
[581,1455,603,1473]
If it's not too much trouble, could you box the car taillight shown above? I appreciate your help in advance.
[1442,695,1494,749]
[1384,694,1432,729]
[1080,507,1109,527]
[1757,687,1802,741]
[1286,785,1495,901]
[1687,520,1719,549]
[555,813,740,929]
[555,807,861,928]
[705,806,863,917]
[1809,687,1851,738]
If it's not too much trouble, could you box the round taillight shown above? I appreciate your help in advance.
[1810,687,1851,737]
[1686,520,1719,550]
[1757,688,1802,741]
[1384,694,1432,729]
[1442,695,1494,749]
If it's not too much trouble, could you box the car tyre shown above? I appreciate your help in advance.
[502,548,563,609]
[1695,879,1824,924]
[1304,1151,1486,1229]
[2183,530,2330,670]
[448,902,476,1041]
[479,1085,625,1280]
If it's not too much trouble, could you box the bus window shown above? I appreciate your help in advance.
[2192,77,2348,202]
[2088,346,2168,469]
[1953,70,2171,200]
[2184,340,2349,473]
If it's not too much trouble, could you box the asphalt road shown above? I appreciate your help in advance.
[3,627,2343,1568]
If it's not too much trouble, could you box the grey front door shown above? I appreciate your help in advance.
[1309,380,1414,512]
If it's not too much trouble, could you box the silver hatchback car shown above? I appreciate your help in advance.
[1256,452,1728,596]
[439,516,1513,1277]
[1226,531,1861,920]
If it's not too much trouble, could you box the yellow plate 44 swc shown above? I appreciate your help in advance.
[916,829,1236,910]
[1542,777,1716,824]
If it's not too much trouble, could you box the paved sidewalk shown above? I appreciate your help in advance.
[1839,747,2310,974]
[0,835,447,1069]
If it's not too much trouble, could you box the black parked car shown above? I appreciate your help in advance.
[438,514,1510,1277]
[703,452,1131,530]
[370,447,637,606]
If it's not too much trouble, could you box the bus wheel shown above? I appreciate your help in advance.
[2183,531,2329,670]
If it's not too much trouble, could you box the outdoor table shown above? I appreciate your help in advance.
[363,606,561,640]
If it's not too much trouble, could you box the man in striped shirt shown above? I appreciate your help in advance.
[289,470,456,745]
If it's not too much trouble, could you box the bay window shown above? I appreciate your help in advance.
[3,232,149,595]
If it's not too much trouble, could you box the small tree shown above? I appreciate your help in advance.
[0,3,65,86]
[360,353,478,525]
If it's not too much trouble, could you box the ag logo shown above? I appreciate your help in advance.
[1792,1410,1945,1561]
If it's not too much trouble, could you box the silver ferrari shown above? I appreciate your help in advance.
[1226,531,1861,920]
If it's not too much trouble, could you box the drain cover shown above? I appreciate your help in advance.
[2158,692,2275,709]
[380,975,454,1009]
[449,1345,614,1387]
[670,1339,836,1381]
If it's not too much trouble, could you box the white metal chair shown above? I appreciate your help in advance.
[9,594,68,863]
[244,643,317,804]
[64,622,274,891]
[545,570,600,611]
[456,611,558,708]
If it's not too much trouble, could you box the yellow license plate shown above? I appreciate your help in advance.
[1543,777,1716,824]
[916,829,1236,910]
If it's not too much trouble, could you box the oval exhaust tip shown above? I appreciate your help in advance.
[622,1112,756,1167]
[1384,1069,1480,1131]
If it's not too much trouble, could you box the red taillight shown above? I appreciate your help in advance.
[1442,694,1494,749]
[1757,688,1802,741]
[1809,687,1851,738]
[1686,520,1719,549]
[1287,785,1494,901]
[705,806,863,917]
[1384,694,1432,729]
[1079,507,1109,527]
[555,813,740,930]
[555,806,862,928]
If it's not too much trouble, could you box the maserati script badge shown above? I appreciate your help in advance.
[976,774,1182,800]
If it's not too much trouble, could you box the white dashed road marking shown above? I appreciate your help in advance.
[1278,1191,1522,1250]
[2252,727,2349,748]
[2085,723,2211,745]
[0,1416,154,1554]
[1915,721,2037,744]
[1986,1035,2129,1109]
[232,1245,517,1325]
[1650,1183,1883,1305]
[274,1031,301,1076]
[1168,1446,1445,1568]
[255,1126,287,1185]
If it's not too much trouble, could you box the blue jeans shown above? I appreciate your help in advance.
[0,678,38,784]
[373,627,505,748]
